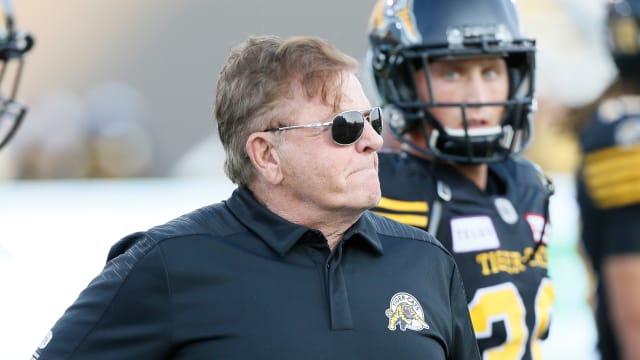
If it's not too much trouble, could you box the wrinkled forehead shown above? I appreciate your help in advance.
[280,72,371,122]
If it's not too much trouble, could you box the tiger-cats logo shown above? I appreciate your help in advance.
[385,292,429,331]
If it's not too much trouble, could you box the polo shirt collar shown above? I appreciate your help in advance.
[225,187,383,256]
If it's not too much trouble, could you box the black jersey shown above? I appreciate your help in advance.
[374,151,554,360]
[32,187,480,360]
[577,95,640,360]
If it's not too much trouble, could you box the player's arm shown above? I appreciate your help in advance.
[600,205,640,360]
[604,254,640,359]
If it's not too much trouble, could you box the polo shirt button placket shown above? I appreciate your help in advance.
[326,243,353,330]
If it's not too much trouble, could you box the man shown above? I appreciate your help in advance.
[0,0,34,151]
[368,0,554,358]
[33,35,480,359]
[570,0,640,358]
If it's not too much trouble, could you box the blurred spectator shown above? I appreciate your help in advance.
[6,82,154,179]
[8,89,91,178]
[85,82,153,178]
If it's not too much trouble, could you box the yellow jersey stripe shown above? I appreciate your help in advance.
[583,145,640,208]
[377,197,429,212]
[583,146,640,178]
[372,211,428,228]
[583,143,640,164]
[590,181,640,208]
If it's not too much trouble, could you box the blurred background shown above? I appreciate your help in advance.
[0,0,617,358]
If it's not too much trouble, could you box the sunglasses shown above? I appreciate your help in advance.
[265,107,383,146]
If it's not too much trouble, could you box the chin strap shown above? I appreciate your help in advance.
[427,180,451,235]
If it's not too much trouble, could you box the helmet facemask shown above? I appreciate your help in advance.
[0,2,34,150]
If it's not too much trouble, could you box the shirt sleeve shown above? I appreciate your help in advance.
[449,262,481,360]
[33,236,172,359]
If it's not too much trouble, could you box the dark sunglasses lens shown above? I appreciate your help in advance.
[332,112,364,145]
[370,107,383,134]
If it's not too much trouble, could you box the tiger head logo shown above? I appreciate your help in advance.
[385,292,430,331]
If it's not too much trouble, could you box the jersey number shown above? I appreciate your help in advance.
[468,280,554,359]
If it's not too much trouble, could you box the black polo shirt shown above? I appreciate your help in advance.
[33,187,479,360]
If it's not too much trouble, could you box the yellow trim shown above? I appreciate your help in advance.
[368,0,384,29]
[396,2,419,40]
[583,144,640,168]
[378,197,429,212]
[372,211,428,228]
[590,182,640,208]
[585,167,640,188]
[583,145,640,208]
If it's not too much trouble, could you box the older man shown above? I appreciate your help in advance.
[33,35,479,359]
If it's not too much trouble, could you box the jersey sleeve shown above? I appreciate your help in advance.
[580,96,640,209]
[578,96,640,258]
[33,235,172,359]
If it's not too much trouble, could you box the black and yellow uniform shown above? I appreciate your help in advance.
[577,95,640,360]
[33,187,480,360]
[375,151,554,360]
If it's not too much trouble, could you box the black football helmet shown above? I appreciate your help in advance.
[0,0,34,150]
[367,0,536,164]
[607,0,640,78]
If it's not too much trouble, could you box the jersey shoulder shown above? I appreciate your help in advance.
[377,151,438,200]
[106,203,232,261]
[581,95,640,152]
[365,211,450,255]
[579,95,640,208]
[376,152,438,229]
[493,155,553,194]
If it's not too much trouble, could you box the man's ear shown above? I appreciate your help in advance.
[246,133,283,184]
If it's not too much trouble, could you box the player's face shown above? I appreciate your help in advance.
[275,72,383,213]
[416,56,509,130]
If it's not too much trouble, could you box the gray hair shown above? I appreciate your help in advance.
[214,35,358,186]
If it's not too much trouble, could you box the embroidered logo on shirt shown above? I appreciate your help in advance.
[385,292,429,331]
[31,330,52,359]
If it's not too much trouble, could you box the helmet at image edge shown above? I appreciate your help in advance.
[0,0,34,150]
[607,0,640,78]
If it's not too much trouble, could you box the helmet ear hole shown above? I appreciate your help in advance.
[505,53,532,100]
[373,54,419,105]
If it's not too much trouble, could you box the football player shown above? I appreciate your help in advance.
[367,0,555,358]
[572,0,640,358]
[0,0,34,151]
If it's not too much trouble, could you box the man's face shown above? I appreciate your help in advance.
[416,56,509,130]
[274,72,383,214]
